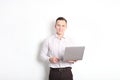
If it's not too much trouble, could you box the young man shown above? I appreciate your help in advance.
[40,17,76,80]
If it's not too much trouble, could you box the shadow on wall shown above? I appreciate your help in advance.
[37,40,49,80]
[37,20,55,80]
[49,20,56,35]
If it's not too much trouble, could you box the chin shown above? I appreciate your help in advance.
[57,32,63,35]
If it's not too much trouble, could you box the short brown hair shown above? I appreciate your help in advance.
[56,17,67,23]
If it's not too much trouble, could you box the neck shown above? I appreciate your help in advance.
[57,33,64,40]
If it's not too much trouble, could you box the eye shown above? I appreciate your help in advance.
[56,24,60,27]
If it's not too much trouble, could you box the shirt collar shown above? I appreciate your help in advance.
[55,33,66,39]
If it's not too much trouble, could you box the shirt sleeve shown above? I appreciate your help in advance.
[39,39,50,62]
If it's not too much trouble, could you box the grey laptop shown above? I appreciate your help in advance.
[63,46,85,61]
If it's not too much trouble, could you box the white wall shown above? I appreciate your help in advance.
[0,0,120,80]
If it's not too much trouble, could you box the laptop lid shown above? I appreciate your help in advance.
[63,46,85,61]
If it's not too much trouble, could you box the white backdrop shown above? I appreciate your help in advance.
[0,0,120,80]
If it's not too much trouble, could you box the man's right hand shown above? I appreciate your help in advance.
[49,57,60,64]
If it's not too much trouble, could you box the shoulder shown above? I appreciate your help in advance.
[65,35,72,40]
[65,35,73,42]
[65,34,79,46]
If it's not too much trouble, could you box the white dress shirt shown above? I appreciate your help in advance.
[40,34,74,68]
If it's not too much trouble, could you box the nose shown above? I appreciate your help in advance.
[58,25,61,29]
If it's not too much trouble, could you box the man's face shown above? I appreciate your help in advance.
[55,20,67,35]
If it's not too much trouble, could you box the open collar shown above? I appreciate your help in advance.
[55,33,66,39]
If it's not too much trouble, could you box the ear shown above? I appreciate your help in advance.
[55,24,56,28]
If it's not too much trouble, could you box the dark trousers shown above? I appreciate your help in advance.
[49,67,73,80]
